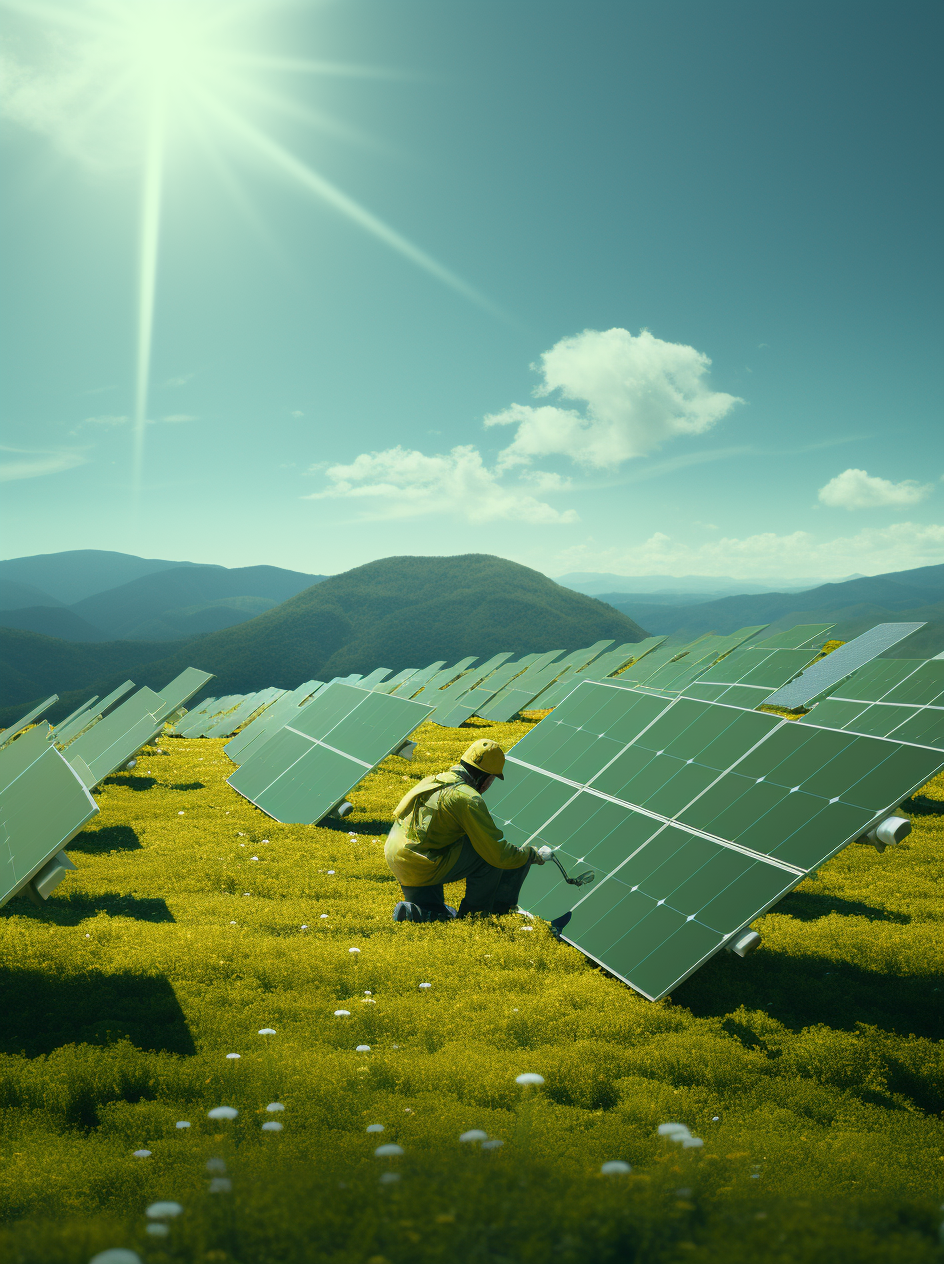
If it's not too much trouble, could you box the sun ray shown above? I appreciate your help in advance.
[133,93,165,494]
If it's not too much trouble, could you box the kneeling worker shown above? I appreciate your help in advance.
[385,738,551,921]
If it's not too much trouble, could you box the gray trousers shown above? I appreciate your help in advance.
[400,838,533,916]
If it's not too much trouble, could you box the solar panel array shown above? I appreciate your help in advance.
[488,678,944,999]
[225,680,325,765]
[764,623,927,709]
[799,658,944,749]
[228,682,434,824]
[636,627,769,696]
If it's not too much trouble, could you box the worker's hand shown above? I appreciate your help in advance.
[532,845,553,865]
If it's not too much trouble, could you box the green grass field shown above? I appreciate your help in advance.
[1,714,942,1264]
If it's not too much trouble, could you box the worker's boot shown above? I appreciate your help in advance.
[393,901,425,923]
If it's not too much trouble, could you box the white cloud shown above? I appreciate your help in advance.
[554,521,944,582]
[306,445,578,524]
[818,468,933,511]
[485,328,741,470]
[0,446,87,482]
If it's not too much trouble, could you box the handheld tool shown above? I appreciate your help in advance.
[549,852,595,887]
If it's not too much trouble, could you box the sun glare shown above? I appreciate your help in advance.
[1,0,497,494]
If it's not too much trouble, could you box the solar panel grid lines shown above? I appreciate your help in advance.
[681,647,821,706]
[639,627,769,695]
[477,650,568,720]
[751,624,835,650]
[409,658,480,700]
[0,695,59,749]
[799,658,944,749]
[489,678,944,999]
[228,682,434,824]
[612,637,707,685]
[64,686,167,785]
[225,680,324,764]
[764,623,927,709]
[0,723,54,794]
[390,662,446,696]
[427,652,516,723]
[0,743,99,909]
[433,654,542,728]
[535,640,668,711]
[482,641,616,722]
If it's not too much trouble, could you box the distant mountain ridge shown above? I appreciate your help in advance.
[0,554,649,717]
[0,549,204,605]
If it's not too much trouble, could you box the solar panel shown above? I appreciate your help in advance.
[356,667,395,689]
[681,647,821,707]
[155,667,215,716]
[64,687,167,787]
[175,694,243,737]
[764,623,927,709]
[0,695,58,749]
[433,655,542,728]
[610,635,714,686]
[750,624,835,650]
[426,654,515,724]
[228,682,433,824]
[409,658,480,701]
[0,744,98,909]
[535,640,667,711]
[477,650,568,720]
[481,642,615,722]
[200,689,286,740]
[225,681,324,765]
[50,696,100,736]
[371,668,421,695]
[637,627,768,695]
[0,723,53,794]
[487,679,943,999]
[799,658,944,749]
[168,696,219,734]
[53,681,137,746]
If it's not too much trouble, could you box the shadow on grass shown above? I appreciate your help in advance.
[2,891,174,926]
[69,825,142,854]
[775,889,909,924]
[170,781,205,791]
[330,818,393,837]
[903,794,944,815]
[101,774,156,792]
[0,967,195,1057]
[674,949,943,1041]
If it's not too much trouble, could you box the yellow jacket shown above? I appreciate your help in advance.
[385,768,534,887]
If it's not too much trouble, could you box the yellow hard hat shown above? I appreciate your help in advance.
[461,738,505,779]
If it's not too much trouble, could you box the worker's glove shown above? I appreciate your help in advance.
[532,845,554,866]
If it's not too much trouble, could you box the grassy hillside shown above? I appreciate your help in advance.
[0,555,649,717]
[0,717,941,1263]
[70,564,324,639]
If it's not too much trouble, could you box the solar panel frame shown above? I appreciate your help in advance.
[175,694,244,737]
[799,658,944,749]
[750,624,835,650]
[427,653,515,724]
[154,667,215,718]
[0,744,99,909]
[477,650,568,720]
[64,687,166,786]
[681,647,821,706]
[534,642,661,711]
[432,655,542,728]
[228,682,434,824]
[53,681,138,747]
[488,679,944,999]
[481,642,616,721]
[199,688,286,740]
[764,623,927,709]
[409,658,480,701]
[225,681,324,765]
[638,627,768,695]
[0,723,53,794]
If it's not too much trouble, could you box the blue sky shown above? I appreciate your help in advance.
[1,0,941,583]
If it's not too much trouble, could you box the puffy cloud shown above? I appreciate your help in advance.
[0,446,87,482]
[818,468,933,511]
[485,328,741,470]
[306,444,578,524]
[555,521,944,582]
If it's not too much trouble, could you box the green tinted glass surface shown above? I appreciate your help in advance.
[156,668,215,717]
[750,624,834,649]
[255,744,360,823]
[228,727,313,801]
[0,746,98,908]
[1,695,59,748]
[0,724,52,793]
[765,623,926,709]
[225,681,323,763]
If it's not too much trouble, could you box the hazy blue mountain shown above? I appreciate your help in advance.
[0,579,63,610]
[0,606,107,642]
[69,564,325,638]
[0,550,203,605]
[554,571,850,596]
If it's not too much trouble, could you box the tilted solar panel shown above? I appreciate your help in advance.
[478,651,568,720]
[681,646,820,708]
[371,668,420,694]
[427,654,515,724]
[482,642,615,722]
[228,683,434,824]
[64,687,166,787]
[0,724,53,794]
[799,658,944,749]
[487,680,943,1000]
[155,667,215,716]
[51,696,100,736]
[434,655,541,728]
[637,627,768,695]
[225,681,324,765]
[611,636,713,686]
[175,695,244,737]
[750,625,835,650]
[535,641,663,711]
[199,688,286,740]
[764,623,926,709]
[409,659,479,701]
[0,744,98,909]
[0,695,58,749]
[53,682,137,747]
[388,663,445,696]
[357,668,395,689]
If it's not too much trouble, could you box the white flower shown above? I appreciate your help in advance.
[258,1028,276,1035]
[320,913,329,919]
[145,1225,169,1237]
[515,1073,545,1086]
[175,1121,190,1129]
[225,1053,240,1060]
[520,926,534,931]
[266,1102,285,1112]
[601,1161,632,1175]
[327,870,335,875]
[366,1124,384,1133]
[132,1149,151,1158]
[374,1143,404,1157]
[682,1137,704,1149]
[711,1116,720,1122]
[459,1130,488,1143]
[334,1010,351,1017]
[657,1123,690,1137]
[207,1106,238,1120]
[348,947,361,954]
[261,839,269,844]
[379,1171,401,1184]
[419,982,432,990]
[262,1121,283,1131]
[301,925,308,930]
[251,856,259,861]
[481,1139,504,1150]
[356,1044,371,1052]
[229,921,237,926]
[145,1202,183,1219]
[206,1158,227,1172]
[178,811,184,815]
[208,1177,232,1193]
[90,1252,142,1264]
